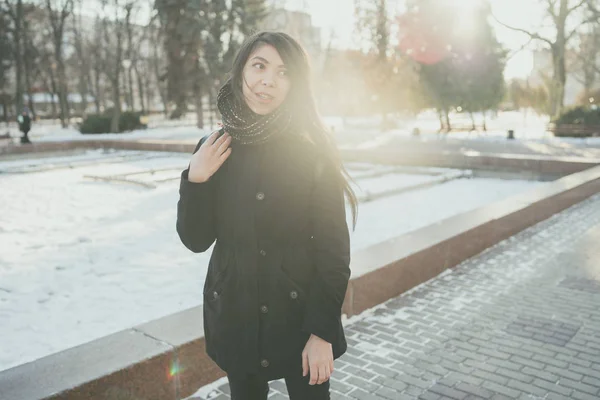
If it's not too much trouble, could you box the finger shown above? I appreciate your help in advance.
[309,363,318,385]
[212,131,229,149]
[330,359,334,374]
[218,147,232,163]
[206,130,220,145]
[317,364,327,385]
[323,364,331,383]
[302,352,308,377]
[217,135,232,155]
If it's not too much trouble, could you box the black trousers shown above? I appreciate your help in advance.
[227,371,330,400]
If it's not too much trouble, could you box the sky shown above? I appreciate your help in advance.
[81,0,552,80]
[281,0,550,79]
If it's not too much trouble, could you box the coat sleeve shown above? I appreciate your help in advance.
[176,136,217,253]
[302,157,351,344]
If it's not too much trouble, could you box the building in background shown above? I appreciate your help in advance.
[528,48,600,106]
[261,6,323,67]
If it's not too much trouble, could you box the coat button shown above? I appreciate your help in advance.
[256,192,265,200]
[213,291,219,300]
[260,305,268,314]
[259,249,267,256]
[290,290,298,300]
[261,359,269,368]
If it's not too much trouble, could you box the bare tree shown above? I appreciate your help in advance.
[124,2,148,113]
[46,0,74,127]
[4,0,26,114]
[570,23,600,102]
[22,8,39,119]
[89,17,105,113]
[99,0,127,132]
[71,0,92,117]
[149,19,169,116]
[494,0,598,117]
[0,1,13,122]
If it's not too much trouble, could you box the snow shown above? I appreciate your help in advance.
[0,149,543,372]
[2,109,600,146]
[349,175,542,251]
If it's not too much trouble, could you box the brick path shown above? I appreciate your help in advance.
[189,192,600,400]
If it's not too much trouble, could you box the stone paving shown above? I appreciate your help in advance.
[190,192,600,400]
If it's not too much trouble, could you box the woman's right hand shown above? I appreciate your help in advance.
[188,130,232,183]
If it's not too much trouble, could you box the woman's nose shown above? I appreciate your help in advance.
[261,74,276,87]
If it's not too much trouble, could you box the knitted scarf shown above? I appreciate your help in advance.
[216,81,293,145]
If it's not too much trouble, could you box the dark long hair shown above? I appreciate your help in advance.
[221,31,358,228]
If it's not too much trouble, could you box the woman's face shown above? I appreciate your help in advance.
[242,44,291,115]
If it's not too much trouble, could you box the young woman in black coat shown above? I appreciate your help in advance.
[176,31,358,400]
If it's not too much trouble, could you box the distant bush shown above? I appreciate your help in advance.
[550,106,600,137]
[79,111,146,134]
[552,106,600,126]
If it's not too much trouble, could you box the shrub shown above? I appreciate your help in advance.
[552,106,600,126]
[79,111,146,134]
[551,106,600,137]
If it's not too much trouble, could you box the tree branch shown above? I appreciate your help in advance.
[567,0,588,15]
[565,12,597,42]
[3,0,16,21]
[505,37,534,61]
[492,15,554,46]
[547,0,558,24]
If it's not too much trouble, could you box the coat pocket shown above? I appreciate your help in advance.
[203,242,230,300]
[275,257,308,330]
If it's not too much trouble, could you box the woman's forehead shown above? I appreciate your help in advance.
[247,44,285,67]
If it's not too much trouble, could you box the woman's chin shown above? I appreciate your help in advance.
[249,104,279,116]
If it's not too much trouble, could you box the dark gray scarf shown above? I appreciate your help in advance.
[216,81,293,145]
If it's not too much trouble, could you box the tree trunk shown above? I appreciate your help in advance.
[111,81,120,132]
[550,0,568,118]
[73,9,88,118]
[208,89,215,128]
[78,76,88,117]
[550,44,566,118]
[24,54,35,119]
[160,86,169,117]
[134,64,146,113]
[482,111,487,131]
[127,66,135,110]
[57,59,69,128]
[437,108,444,132]
[195,87,204,129]
[47,69,59,119]
[92,68,102,113]
[14,0,24,114]
[171,97,186,119]
[123,69,131,111]
[444,108,451,132]
[469,112,476,131]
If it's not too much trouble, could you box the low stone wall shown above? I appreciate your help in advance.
[2,139,599,176]
[2,141,600,400]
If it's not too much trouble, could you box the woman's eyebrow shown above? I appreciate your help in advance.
[251,56,286,68]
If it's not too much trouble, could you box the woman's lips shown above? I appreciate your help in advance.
[255,92,274,104]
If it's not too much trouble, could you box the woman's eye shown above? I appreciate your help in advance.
[279,70,288,77]
[253,63,265,70]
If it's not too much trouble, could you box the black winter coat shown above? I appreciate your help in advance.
[176,130,351,380]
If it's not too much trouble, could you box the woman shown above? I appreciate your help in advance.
[176,31,358,400]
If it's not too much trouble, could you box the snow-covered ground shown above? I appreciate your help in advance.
[3,110,600,147]
[0,149,543,372]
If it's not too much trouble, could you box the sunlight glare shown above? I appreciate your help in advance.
[442,0,482,37]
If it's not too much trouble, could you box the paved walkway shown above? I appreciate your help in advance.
[189,192,600,400]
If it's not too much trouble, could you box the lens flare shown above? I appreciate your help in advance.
[168,359,183,379]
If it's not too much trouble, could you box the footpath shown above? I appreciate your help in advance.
[189,192,600,400]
